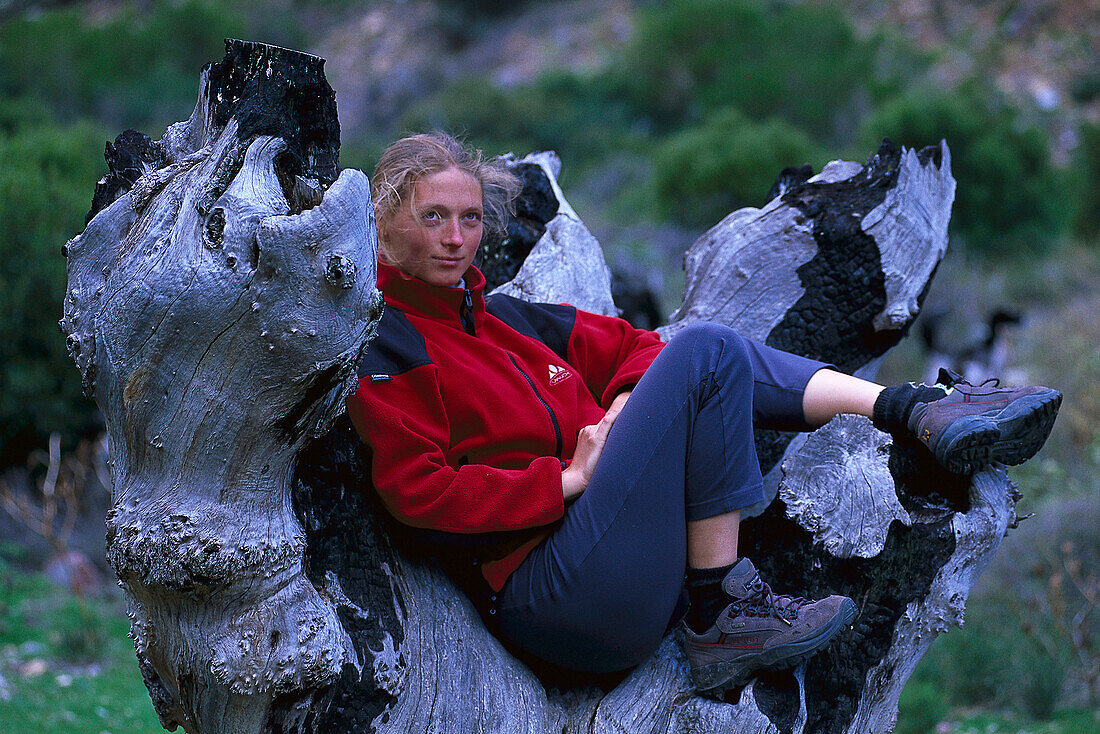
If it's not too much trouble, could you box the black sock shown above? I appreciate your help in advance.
[872,382,948,434]
[685,562,736,634]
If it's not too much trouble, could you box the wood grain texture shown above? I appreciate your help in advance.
[62,41,382,734]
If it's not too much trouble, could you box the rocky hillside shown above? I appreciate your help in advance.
[313,0,636,137]
[311,0,1097,157]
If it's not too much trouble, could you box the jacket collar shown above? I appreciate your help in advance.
[377,259,487,329]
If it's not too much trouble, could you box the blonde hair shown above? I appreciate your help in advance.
[371,132,521,258]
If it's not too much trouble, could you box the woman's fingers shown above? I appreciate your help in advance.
[576,423,608,470]
[563,424,604,501]
[563,392,632,502]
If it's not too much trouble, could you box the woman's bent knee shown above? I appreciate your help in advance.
[672,321,733,345]
[665,322,753,378]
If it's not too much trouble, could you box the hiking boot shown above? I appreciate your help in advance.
[908,368,1062,475]
[683,558,857,695]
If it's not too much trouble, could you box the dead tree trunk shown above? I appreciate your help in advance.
[61,41,382,733]
[65,41,1022,734]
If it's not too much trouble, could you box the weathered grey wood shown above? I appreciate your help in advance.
[61,41,382,734]
[781,416,906,559]
[661,143,954,381]
[490,151,618,316]
[66,40,1027,734]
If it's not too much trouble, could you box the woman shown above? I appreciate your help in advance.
[346,132,1061,695]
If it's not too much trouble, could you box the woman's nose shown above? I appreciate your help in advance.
[441,219,463,246]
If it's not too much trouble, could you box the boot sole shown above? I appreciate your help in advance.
[691,598,858,695]
[937,389,1062,474]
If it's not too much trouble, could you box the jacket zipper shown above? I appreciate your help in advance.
[507,354,563,458]
[461,288,476,336]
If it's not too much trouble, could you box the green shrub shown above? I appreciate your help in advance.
[0,106,107,466]
[860,85,1070,256]
[1017,636,1068,720]
[399,71,640,174]
[910,605,1015,708]
[0,0,245,131]
[1070,121,1100,244]
[895,679,950,734]
[650,106,825,226]
[614,0,917,146]
[0,557,162,733]
[905,599,1068,718]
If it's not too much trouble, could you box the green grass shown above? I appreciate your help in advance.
[0,556,162,734]
[934,709,1100,734]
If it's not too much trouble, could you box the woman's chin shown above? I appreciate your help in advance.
[422,262,468,286]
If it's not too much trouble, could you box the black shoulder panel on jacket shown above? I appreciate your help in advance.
[357,306,432,379]
[485,294,576,361]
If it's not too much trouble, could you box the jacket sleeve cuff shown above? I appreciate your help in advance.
[530,455,567,523]
[602,370,646,406]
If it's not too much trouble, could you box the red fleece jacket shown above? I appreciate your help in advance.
[347,261,665,590]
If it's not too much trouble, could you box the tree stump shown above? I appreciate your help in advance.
[65,41,1024,734]
[61,41,382,733]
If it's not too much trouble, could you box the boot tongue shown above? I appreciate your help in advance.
[721,558,761,601]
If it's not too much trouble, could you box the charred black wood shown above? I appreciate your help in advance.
[477,161,559,290]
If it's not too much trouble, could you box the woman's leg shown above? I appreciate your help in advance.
[802,368,883,426]
[687,510,740,569]
[496,321,1059,680]
[680,340,872,571]
[803,362,1062,474]
[496,323,829,672]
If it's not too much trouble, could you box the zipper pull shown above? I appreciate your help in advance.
[462,288,476,335]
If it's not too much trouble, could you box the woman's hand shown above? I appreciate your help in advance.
[561,391,632,502]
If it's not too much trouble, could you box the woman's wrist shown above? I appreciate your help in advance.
[561,465,584,501]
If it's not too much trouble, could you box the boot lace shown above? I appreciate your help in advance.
[937,367,1001,389]
[729,574,806,626]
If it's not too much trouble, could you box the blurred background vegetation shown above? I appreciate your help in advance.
[0,0,1096,731]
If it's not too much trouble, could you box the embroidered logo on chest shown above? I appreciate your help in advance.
[548,363,572,386]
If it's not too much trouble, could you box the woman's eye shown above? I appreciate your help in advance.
[422,211,440,222]
[463,212,482,222]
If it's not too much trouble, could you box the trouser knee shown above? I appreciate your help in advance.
[665,322,755,391]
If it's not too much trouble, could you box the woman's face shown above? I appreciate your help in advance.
[380,166,484,287]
